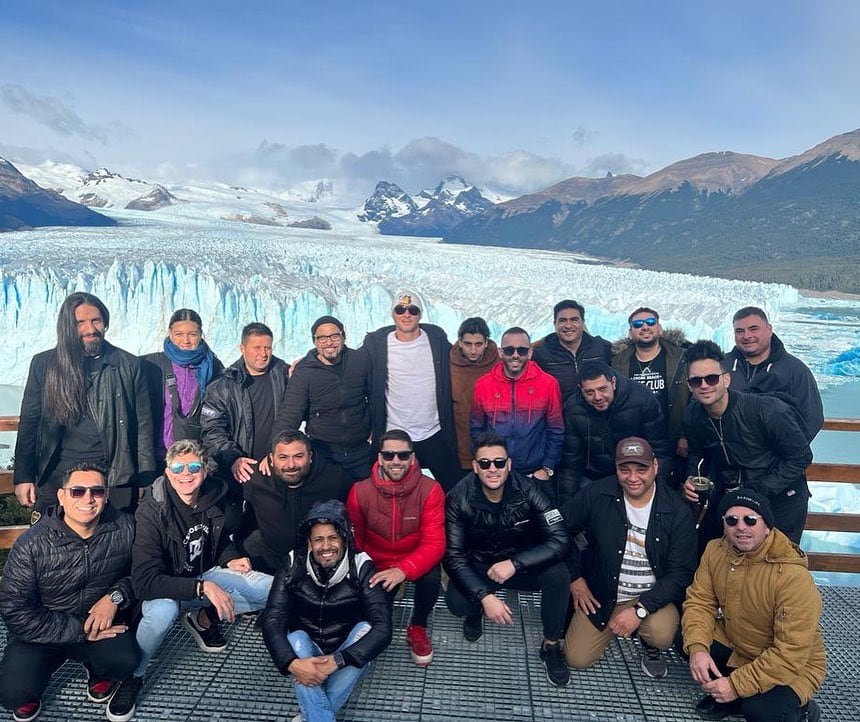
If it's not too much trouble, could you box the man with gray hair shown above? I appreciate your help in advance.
[111,439,273,722]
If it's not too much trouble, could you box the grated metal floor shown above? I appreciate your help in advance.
[0,586,856,721]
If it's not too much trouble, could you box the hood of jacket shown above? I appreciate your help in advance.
[449,339,499,370]
[611,328,689,356]
[295,499,358,588]
[723,525,809,569]
[369,458,423,499]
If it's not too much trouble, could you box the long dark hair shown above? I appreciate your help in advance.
[43,292,110,426]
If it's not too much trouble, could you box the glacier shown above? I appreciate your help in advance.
[1,203,859,559]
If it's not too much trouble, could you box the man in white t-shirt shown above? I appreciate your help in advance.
[362,291,462,491]
[562,437,696,678]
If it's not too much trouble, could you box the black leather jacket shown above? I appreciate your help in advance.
[0,506,134,644]
[14,342,156,488]
[200,356,289,470]
[444,471,569,604]
[563,477,696,630]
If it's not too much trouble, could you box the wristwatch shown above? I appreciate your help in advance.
[332,652,346,669]
[541,467,554,478]
[109,590,124,606]
[635,604,648,620]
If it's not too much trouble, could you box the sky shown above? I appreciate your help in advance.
[2,0,859,199]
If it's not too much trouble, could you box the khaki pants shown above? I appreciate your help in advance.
[564,598,679,669]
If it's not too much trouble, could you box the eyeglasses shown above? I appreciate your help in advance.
[169,461,204,474]
[314,332,343,343]
[66,486,107,499]
[630,317,658,329]
[501,346,530,357]
[476,458,508,470]
[688,374,723,388]
[380,450,413,461]
[723,514,760,527]
[394,304,420,316]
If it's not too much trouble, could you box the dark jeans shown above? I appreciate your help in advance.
[413,431,464,493]
[385,565,441,628]
[709,641,806,722]
[312,439,372,481]
[445,561,569,641]
[241,528,285,575]
[0,633,140,710]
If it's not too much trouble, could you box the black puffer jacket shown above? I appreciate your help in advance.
[558,371,669,506]
[533,331,612,403]
[684,390,813,499]
[444,471,569,604]
[262,499,392,672]
[563,477,696,630]
[132,475,243,601]
[271,346,371,450]
[14,342,156,488]
[362,324,456,453]
[200,356,289,470]
[726,334,824,443]
[0,506,134,644]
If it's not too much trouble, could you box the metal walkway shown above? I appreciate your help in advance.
[1,585,857,721]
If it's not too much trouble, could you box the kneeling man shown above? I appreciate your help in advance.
[683,490,825,722]
[564,438,696,678]
[263,500,392,722]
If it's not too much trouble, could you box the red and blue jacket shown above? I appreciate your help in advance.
[469,360,564,474]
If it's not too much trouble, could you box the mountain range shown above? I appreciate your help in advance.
[443,129,860,293]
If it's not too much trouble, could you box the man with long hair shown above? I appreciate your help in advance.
[14,292,156,515]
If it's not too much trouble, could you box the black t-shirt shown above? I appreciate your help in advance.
[58,357,106,467]
[169,483,213,576]
[629,349,669,420]
[247,370,275,460]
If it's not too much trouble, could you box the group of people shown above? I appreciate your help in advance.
[0,289,827,722]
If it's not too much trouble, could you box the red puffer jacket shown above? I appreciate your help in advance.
[347,460,445,580]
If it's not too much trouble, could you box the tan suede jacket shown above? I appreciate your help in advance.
[682,529,826,704]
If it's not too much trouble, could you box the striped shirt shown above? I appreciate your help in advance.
[616,496,657,602]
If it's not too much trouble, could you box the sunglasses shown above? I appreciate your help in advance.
[501,346,530,357]
[66,486,107,499]
[476,458,508,470]
[630,317,658,329]
[314,332,343,343]
[380,450,413,461]
[723,514,760,527]
[688,374,724,388]
[394,304,420,316]
[169,461,204,474]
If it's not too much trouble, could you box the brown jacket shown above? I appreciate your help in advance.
[449,340,498,469]
[682,529,826,704]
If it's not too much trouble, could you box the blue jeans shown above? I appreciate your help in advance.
[135,566,272,677]
[289,622,372,722]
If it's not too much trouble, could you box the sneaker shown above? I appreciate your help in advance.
[106,676,144,722]
[182,609,227,653]
[640,644,668,678]
[86,677,117,703]
[803,699,822,722]
[462,614,483,642]
[12,701,41,722]
[695,694,741,720]
[539,641,570,687]
[405,623,434,666]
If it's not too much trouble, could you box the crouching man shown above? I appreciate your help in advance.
[116,440,273,719]
[682,490,825,722]
[0,463,139,722]
[263,500,392,722]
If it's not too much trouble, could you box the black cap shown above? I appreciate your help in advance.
[718,489,775,529]
[311,315,344,337]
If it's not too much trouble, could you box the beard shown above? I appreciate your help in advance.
[633,337,659,350]
[81,332,104,357]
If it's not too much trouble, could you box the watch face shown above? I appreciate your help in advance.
[636,606,647,619]
[110,591,124,605]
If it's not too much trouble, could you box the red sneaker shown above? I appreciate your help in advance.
[405,623,434,666]
[87,677,117,703]
[13,700,41,722]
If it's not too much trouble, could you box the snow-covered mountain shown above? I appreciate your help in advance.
[358,175,497,236]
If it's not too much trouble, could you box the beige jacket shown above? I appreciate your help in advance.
[682,529,826,704]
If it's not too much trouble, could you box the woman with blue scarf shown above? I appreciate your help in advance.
[142,309,224,461]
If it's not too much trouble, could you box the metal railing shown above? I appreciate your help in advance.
[2,416,859,571]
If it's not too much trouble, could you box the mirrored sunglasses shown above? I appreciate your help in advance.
[723,514,760,527]
[630,317,658,329]
[380,450,413,461]
[169,461,204,474]
[476,458,508,470]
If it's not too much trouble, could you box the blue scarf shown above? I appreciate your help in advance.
[162,338,215,393]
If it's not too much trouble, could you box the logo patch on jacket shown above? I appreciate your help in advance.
[200,405,218,418]
[543,508,563,526]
